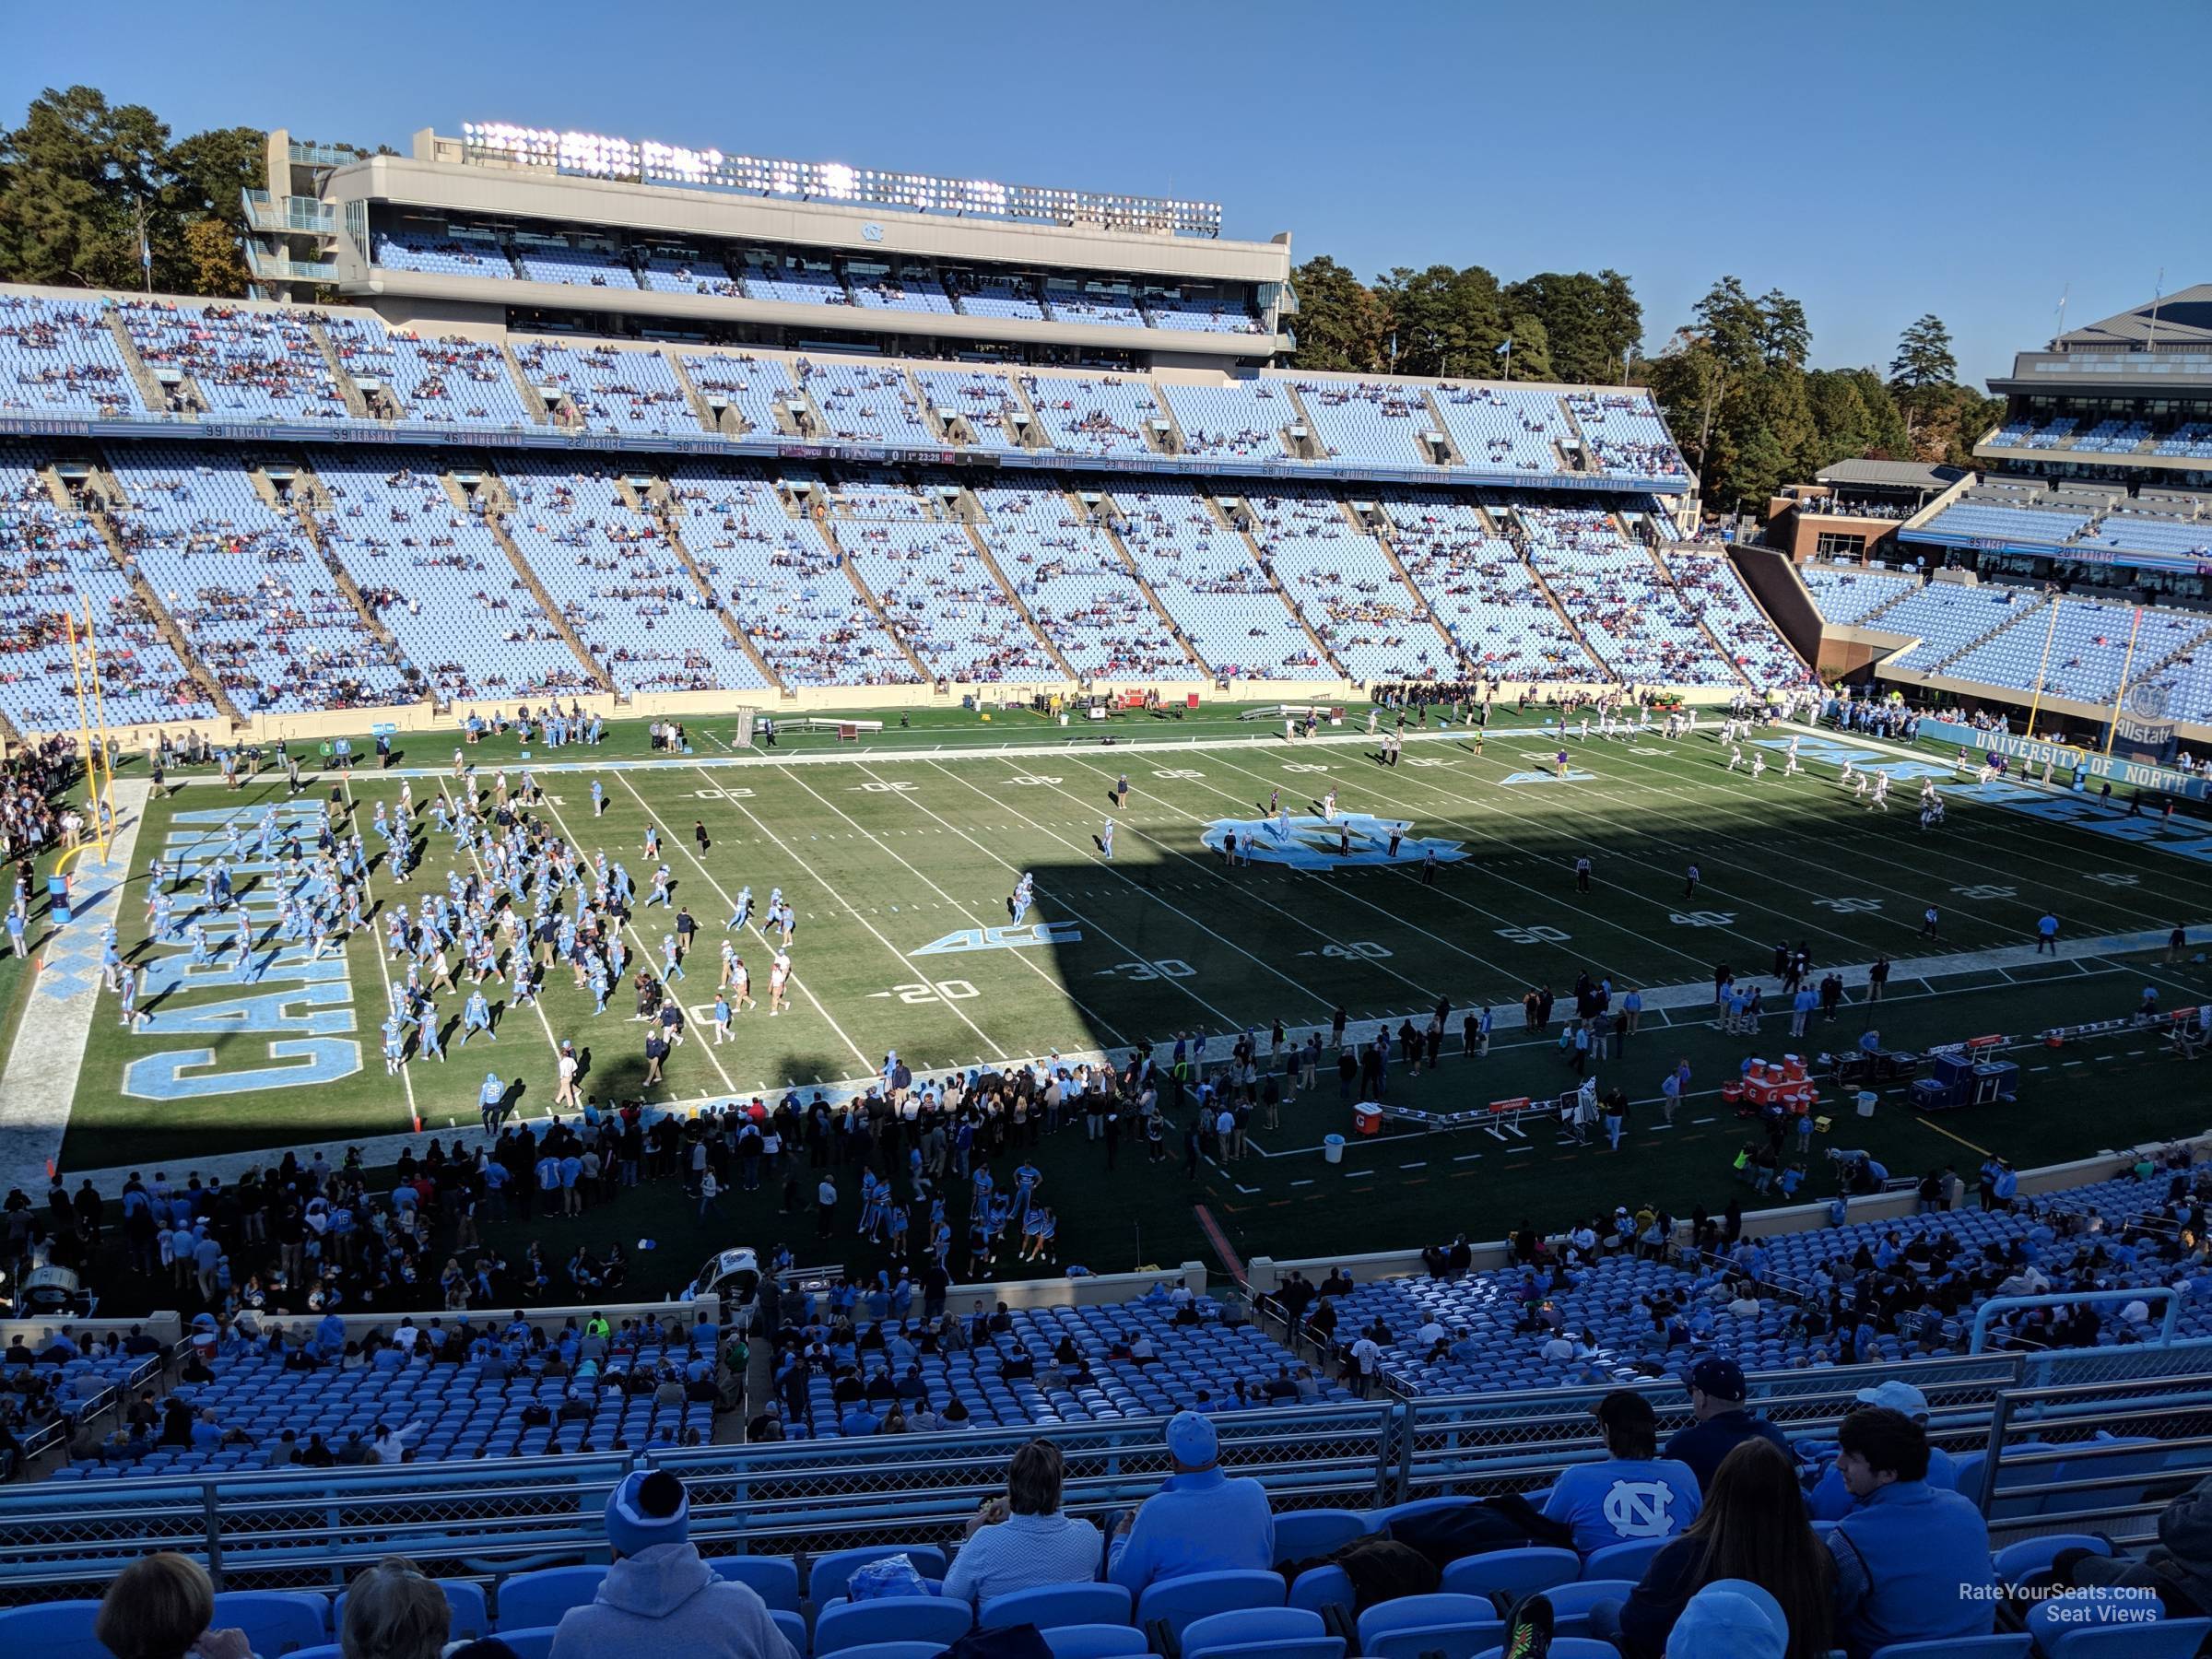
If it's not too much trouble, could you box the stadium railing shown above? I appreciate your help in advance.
[7,1345,2207,1603]
[1975,1369,2212,1552]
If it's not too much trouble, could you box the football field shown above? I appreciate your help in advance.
[52,704,2212,1301]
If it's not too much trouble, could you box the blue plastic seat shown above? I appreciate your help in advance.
[1271,1508,1370,1564]
[831,1645,951,1659]
[771,1609,806,1653]
[2049,1619,2212,1659]
[1181,1607,1324,1655]
[1871,1637,2032,1659]
[1287,1565,1354,1618]
[808,1545,949,1608]
[0,1599,105,1659]
[980,1584,1130,1630]
[1989,1533,2112,1586]
[496,1567,608,1631]
[815,1597,972,1654]
[1357,1593,1504,1655]
[1041,1621,1148,1658]
[1440,1546,1582,1603]
[1472,1641,1620,1659]
[494,1628,558,1659]
[1582,1537,1668,1583]
[1188,1641,1344,1659]
[711,1555,803,1612]
[290,1648,341,1659]
[1135,1570,1286,1646]
[1533,1580,1635,1639]
[211,1592,330,1655]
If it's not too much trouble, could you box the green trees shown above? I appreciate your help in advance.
[1288,256,1638,384]
[0,87,267,299]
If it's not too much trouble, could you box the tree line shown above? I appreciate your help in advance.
[1290,256,2002,513]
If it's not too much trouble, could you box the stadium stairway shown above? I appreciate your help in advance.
[1930,591,2053,675]
[1344,500,1474,673]
[76,465,245,724]
[805,512,940,683]
[1092,496,1216,677]
[628,477,791,690]
[954,504,1083,681]
[1643,539,1759,692]
[478,481,619,695]
[1491,510,1621,684]
[1215,495,1352,678]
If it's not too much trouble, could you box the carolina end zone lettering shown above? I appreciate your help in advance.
[124,804,362,1099]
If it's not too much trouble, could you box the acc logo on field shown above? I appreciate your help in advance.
[912,922,1083,957]
[1601,1478,1682,1539]
[1199,813,1469,872]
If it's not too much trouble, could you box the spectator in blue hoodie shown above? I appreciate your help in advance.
[1108,1410,1275,1593]
[1826,1407,1994,1659]
[548,1469,794,1659]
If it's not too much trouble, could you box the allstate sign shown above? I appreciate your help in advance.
[1199,813,1471,871]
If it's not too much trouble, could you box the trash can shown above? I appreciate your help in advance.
[1323,1134,1346,1165]
[1855,1090,1877,1118]
[1352,1103,1382,1137]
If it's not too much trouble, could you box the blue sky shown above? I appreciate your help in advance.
[11,0,2205,382]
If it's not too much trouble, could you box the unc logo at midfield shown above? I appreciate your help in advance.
[1199,813,1469,871]
[912,922,1083,957]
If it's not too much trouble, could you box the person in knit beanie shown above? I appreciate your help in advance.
[547,1470,794,1659]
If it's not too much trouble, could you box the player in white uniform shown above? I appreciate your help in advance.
[1322,788,1338,822]
[1749,753,1767,782]
[1727,744,1745,771]
[1869,773,1890,812]
[768,949,791,1015]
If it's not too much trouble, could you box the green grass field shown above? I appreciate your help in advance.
[58,703,2212,1308]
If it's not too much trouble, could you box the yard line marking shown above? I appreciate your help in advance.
[335,771,425,1133]
[1453,1152,1482,1162]
[741,762,1128,1047]
[524,779,742,1099]
[606,768,872,1072]
[914,759,1335,1021]
[1400,1160,1427,1170]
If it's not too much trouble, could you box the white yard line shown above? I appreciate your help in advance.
[338,771,425,1134]
[606,765,875,1073]
[755,762,1131,1047]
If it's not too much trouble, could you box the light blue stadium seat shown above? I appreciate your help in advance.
[291,1648,341,1659]
[494,1626,558,1659]
[1188,1640,1344,1659]
[1357,1593,1504,1659]
[1135,1570,1285,1646]
[2030,1591,2179,1652]
[335,1579,488,1641]
[1583,1537,1669,1582]
[1990,1534,2112,1585]
[2050,1623,2212,1659]
[1272,1509,1371,1564]
[0,1599,106,1659]
[980,1584,1129,1630]
[1287,1565,1354,1618]
[771,1608,806,1653]
[815,1597,971,1654]
[1180,1607,1325,1655]
[832,1644,952,1659]
[808,1546,948,1609]
[1440,1547,1582,1604]
[711,1555,802,1612]
[1472,1641,1619,1659]
[211,1592,330,1655]
[1871,1636,2031,1659]
[1042,1627,1148,1659]
[496,1567,608,1630]
[1531,1580,1636,1639]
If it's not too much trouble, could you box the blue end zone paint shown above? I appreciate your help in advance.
[123,802,363,1100]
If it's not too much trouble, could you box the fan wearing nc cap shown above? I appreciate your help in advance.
[1661,1356,1793,1493]
[1803,1382,1958,1520]
[1106,1410,1276,1594]
[547,1469,796,1659]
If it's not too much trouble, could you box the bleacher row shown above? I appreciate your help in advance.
[1800,564,2212,722]
[1911,478,2212,567]
[0,440,1804,730]
[374,231,1269,335]
[1989,415,2212,461]
[7,1524,2206,1659]
[0,290,1688,484]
